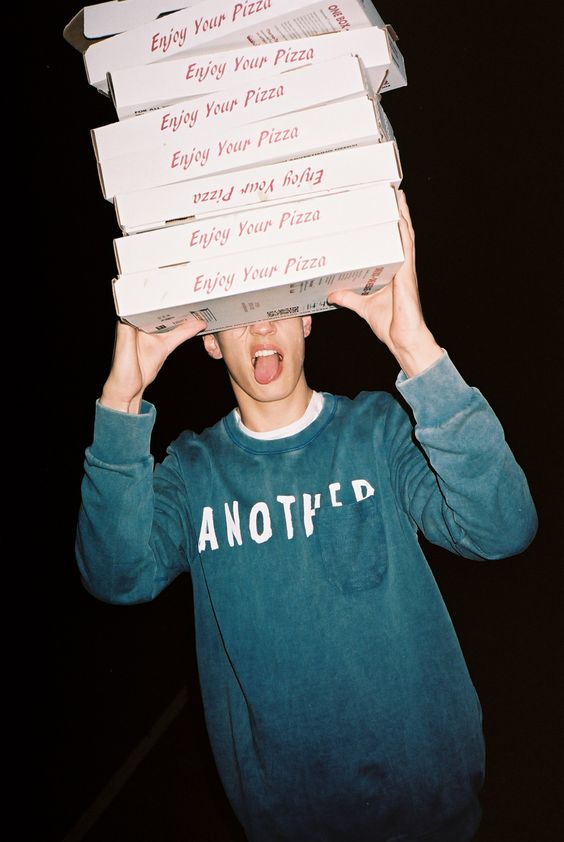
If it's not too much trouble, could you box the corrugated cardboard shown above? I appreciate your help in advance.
[113,220,404,333]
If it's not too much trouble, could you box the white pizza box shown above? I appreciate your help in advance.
[93,54,368,162]
[108,25,405,118]
[83,1,196,39]
[79,0,386,91]
[113,219,404,334]
[98,94,392,199]
[115,140,402,233]
[114,141,403,233]
[114,181,400,272]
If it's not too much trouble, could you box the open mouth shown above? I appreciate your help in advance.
[252,349,283,367]
[252,347,283,384]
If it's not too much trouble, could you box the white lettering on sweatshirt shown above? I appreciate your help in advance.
[197,479,375,552]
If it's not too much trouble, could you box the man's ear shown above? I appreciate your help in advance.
[203,333,223,360]
[302,316,312,338]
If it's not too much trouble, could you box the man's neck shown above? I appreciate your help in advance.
[234,379,313,432]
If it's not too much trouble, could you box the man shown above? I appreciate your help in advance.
[76,192,537,841]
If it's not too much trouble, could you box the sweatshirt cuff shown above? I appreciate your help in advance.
[395,351,475,426]
[90,399,156,464]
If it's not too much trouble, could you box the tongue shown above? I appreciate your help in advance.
[254,354,281,385]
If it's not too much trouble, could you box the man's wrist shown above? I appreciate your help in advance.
[392,331,443,379]
[100,387,143,415]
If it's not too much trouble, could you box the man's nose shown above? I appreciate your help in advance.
[249,320,276,336]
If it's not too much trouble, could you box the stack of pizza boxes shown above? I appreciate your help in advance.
[64,0,407,333]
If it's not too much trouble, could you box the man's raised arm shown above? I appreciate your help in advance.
[76,317,205,604]
[329,190,537,560]
[101,317,206,414]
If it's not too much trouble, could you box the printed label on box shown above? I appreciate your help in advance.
[115,141,402,233]
[114,220,404,334]
[99,95,390,198]
[118,262,398,334]
[114,181,399,272]
[94,54,366,161]
[109,26,404,117]
[84,0,386,90]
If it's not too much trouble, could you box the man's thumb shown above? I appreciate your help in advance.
[327,289,364,314]
[167,315,207,350]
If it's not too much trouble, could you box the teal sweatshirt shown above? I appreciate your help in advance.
[76,353,537,842]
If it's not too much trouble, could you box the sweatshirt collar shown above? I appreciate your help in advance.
[223,393,337,454]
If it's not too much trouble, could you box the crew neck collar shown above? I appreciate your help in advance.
[223,393,337,454]
[233,390,324,440]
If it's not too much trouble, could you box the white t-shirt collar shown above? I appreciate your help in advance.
[233,391,324,440]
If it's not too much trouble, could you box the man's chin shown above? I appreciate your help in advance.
[253,383,290,403]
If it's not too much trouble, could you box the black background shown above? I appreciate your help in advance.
[43,2,562,840]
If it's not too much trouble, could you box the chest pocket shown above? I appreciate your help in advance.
[313,496,388,594]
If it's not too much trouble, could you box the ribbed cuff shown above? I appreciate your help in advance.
[90,399,156,464]
[396,351,475,426]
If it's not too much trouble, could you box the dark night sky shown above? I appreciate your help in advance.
[42,3,562,840]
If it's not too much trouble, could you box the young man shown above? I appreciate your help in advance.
[76,192,537,842]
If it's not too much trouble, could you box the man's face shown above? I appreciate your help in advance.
[203,316,312,405]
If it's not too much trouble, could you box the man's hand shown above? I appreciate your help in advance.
[327,190,443,378]
[100,317,206,414]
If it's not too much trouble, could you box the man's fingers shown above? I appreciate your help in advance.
[113,320,139,359]
[395,214,417,289]
[397,190,415,242]
[115,320,137,341]
[398,214,415,256]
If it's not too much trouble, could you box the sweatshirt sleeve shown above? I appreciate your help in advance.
[75,400,195,604]
[384,352,538,560]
